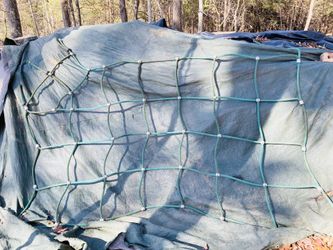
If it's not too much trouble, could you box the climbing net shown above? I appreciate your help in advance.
[18,38,333,228]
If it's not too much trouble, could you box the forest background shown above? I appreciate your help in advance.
[1,0,333,41]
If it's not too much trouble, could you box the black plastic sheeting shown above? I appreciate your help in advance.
[151,18,168,28]
[203,30,333,49]
[152,18,333,50]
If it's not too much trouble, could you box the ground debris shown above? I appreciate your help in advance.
[271,234,333,250]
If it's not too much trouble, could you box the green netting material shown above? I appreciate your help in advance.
[18,38,333,228]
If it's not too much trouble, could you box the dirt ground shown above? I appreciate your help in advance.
[272,234,333,250]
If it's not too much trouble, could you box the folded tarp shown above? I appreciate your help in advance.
[1,21,333,249]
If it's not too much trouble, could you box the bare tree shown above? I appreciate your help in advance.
[75,0,82,26]
[119,0,128,22]
[155,0,165,18]
[3,0,23,38]
[68,0,77,26]
[27,0,40,36]
[233,0,241,31]
[61,0,72,27]
[172,0,182,31]
[222,0,231,31]
[43,0,53,33]
[147,0,152,22]
[105,0,111,22]
[133,0,139,19]
[304,0,316,31]
[198,0,203,32]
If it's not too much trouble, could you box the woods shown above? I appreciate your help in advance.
[1,0,333,39]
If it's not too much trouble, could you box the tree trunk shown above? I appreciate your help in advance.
[304,0,316,31]
[167,4,172,27]
[3,0,23,38]
[147,0,152,22]
[105,0,110,22]
[43,0,52,33]
[222,0,231,31]
[155,0,165,18]
[75,0,82,25]
[134,0,140,20]
[68,0,76,26]
[61,0,72,27]
[119,0,128,22]
[172,0,182,31]
[27,0,40,36]
[240,3,246,31]
[233,0,241,31]
[198,0,203,33]
[50,6,56,29]
[45,0,56,30]
[109,0,114,23]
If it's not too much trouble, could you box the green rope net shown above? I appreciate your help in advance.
[18,39,333,228]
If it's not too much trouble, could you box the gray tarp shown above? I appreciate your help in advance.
[1,21,333,249]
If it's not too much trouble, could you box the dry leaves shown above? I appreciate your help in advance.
[52,223,69,234]
[272,234,333,250]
